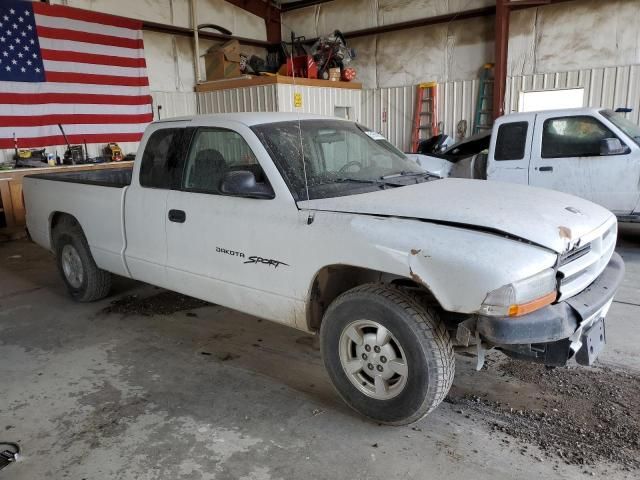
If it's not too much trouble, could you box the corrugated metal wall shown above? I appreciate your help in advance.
[151,91,198,120]
[361,79,479,152]
[197,84,362,120]
[198,86,279,114]
[363,64,640,152]
[505,65,640,124]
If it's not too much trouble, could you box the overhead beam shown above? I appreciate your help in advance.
[223,0,282,43]
[301,0,574,42]
[142,20,272,48]
[280,0,334,12]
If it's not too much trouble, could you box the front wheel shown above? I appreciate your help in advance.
[320,284,455,425]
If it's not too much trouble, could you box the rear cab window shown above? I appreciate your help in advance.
[139,128,192,189]
[494,121,528,161]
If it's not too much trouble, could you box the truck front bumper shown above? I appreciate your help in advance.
[476,252,625,366]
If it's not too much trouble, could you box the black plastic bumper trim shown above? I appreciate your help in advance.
[477,252,625,345]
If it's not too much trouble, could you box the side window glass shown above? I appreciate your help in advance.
[140,128,186,189]
[494,121,528,161]
[183,128,266,195]
[541,116,622,158]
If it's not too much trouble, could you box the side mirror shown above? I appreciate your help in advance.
[600,138,628,156]
[220,170,274,199]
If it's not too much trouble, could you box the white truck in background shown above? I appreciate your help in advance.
[410,108,640,222]
[23,113,624,425]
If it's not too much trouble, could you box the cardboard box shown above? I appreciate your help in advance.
[204,40,242,80]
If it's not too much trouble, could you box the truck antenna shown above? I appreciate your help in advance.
[287,28,314,225]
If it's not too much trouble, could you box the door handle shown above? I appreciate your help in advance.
[539,166,553,172]
[168,209,186,223]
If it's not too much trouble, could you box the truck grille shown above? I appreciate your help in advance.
[557,220,617,301]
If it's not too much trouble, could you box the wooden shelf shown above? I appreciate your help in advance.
[196,74,362,93]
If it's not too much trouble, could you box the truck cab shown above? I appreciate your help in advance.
[488,108,640,219]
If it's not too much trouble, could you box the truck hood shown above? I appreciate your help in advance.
[298,178,615,253]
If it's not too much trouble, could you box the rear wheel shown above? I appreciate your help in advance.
[53,217,112,302]
[320,283,455,425]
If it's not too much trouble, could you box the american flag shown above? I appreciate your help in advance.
[0,0,152,149]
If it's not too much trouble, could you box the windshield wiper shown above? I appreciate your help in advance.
[380,171,441,180]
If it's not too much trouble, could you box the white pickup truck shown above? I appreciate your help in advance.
[23,113,624,425]
[412,108,640,222]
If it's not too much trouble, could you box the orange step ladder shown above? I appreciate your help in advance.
[411,82,438,153]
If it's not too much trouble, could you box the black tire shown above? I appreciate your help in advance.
[320,283,455,425]
[52,216,112,302]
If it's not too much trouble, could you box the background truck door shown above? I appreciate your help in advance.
[164,125,305,327]
[486,116,533,184]
[124,124,190,288]
[528,113,640,214]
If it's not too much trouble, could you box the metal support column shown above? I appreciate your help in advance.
[493,0,509,120]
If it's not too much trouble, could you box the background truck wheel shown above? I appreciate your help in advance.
[52,217,112,302]
[320,283,455,425]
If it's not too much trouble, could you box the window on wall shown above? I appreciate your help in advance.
[182,128,268,194]
[541,116,624,158]
[139,128,189,189]
[518,88,584,112]
[494,122,528,160]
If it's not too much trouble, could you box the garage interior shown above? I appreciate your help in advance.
[1,0,640,479]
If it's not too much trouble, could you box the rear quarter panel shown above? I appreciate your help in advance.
[23,176,129,277]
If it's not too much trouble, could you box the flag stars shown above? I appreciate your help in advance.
[35,67,40,73]
[17,52,22,58]
[8,45,13,50]
[18,17,24,23]
[29,39,34,44]
[0,37,4,43]
[5,66,10,72]
[26,60,31,65]
[9,9,15,15]
[11,59,16,65]
[2,51,7,57]
[15,38,20,44]
[20,31,26,37]
[2,16,8,22]
[20,67,25,73]
[12,23,17,29]
[27,25,32,31]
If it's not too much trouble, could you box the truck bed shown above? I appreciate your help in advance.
[23,168,132,278]
[26,167,132,188]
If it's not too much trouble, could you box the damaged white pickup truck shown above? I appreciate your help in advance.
[23,113,624,425]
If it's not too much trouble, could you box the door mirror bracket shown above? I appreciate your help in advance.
[220,170,275,199]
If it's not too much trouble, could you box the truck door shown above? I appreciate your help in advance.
[486,117,533,184]
[163,123,305,327]
[529,113,640,214]
[124,123,191,288]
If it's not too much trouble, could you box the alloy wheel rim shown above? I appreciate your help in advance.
[339,319,408,400]
[61,244,84,289]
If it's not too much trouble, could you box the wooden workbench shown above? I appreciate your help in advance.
[0,161,133,231]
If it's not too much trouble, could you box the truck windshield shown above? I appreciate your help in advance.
[601,109,640,146]
[252,120,432,200]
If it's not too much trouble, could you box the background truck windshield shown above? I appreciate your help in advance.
[601,109,640,146]
[252,120,427,200]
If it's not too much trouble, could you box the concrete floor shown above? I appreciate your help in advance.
[1,224,639,480]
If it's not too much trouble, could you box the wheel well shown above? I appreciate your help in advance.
[306,265,435,332]
[49,212,79,247]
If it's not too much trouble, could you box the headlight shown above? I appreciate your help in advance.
[479,268,557,317]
